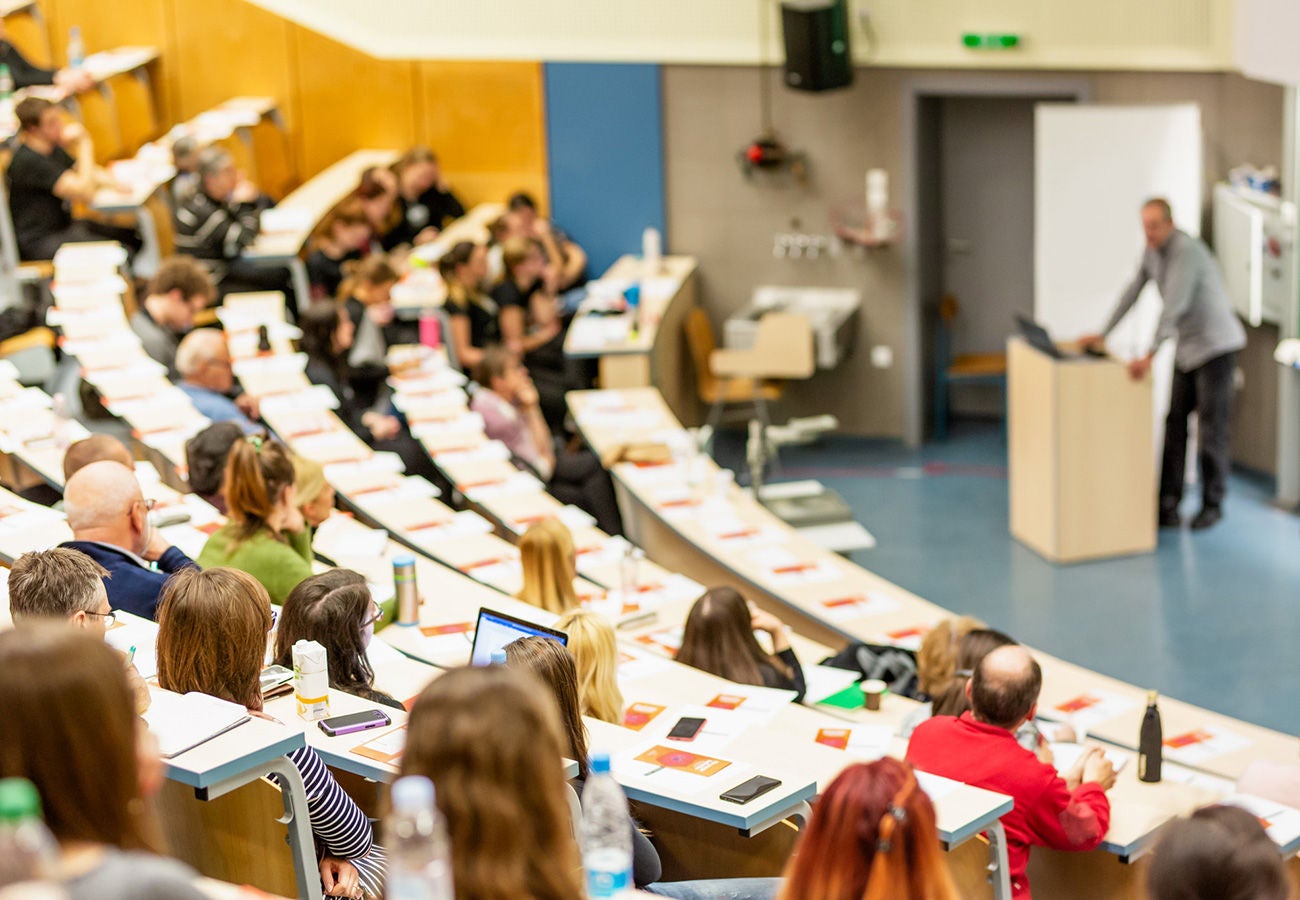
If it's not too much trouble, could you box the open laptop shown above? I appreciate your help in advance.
[468,607,568,666]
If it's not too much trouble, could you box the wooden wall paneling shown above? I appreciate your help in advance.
[249,118,297,200]
[108,68,160,151]
[72,87,122,163]
[3,6,53,68]
[289,24,418,178]
[417,60,548,210]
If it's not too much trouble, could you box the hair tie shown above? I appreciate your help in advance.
[246,435,264,452]
[876,773,917,855]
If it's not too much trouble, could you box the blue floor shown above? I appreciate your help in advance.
[718,422,1300,736]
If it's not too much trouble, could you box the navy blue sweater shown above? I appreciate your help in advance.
[60,541,198,621]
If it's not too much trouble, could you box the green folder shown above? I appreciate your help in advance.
[819,684,866,709]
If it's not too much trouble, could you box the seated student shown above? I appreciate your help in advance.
[0,19,94,91]
[297,299,441,485]
[470,347,623,535]
[506,191,588,292]
[493,235,572,434]
[554,608,624,724]
[156,568,387,896]
[60,461,198,621]
[306,198,371,302]
[516,517,580,614]
[381,146,465,250]
[914,615,984,700]
[184,421,244,514]
[400,665,585,899]
[8,547,111,631]
[503,636,663,889]
[62,433,133,482]
[0,626,206,900]
[1146,804,1289,900]
[338,254,409,406]
[906,645,1115,899]
[169,135,201,204]
[130,256,217,379]
[676,587,807,703]
[272,569,403,711]
[439,241,498,373]
[175,329,260,433]
[196,434,313,605]
[293,455,336,529]
[777,758,957,900]
[174,147,291,301]
[7,97,139,261]
[354,166,400,252]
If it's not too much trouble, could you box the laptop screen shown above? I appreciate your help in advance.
[469,608,568,666]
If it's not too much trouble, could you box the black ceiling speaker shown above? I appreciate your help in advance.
[780,0,853,93]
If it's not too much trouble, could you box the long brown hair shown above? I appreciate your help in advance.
[337,253,398,304]
[1147,804,1290,900]
[273,569,398,707]
[0,625,160,851]
[915,615,984,697]
[930,629,1016,719]
[309,196,369,249]
[676,587,788,686]
[554,609,624,724]
[221,433,296,549]
[516,518,579,614]
[400,666,583,900]
[778,758,957,900]
[504,636,589,780]
[157,567,273,711]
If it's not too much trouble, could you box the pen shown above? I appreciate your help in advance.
[127,645,136,666]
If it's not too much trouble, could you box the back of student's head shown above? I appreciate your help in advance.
[915,615,984,697]
[15,97,51,133]
[400,665,583,900]
[779,758,956,900]
[148,255,216,303]
[1147,804,1290,900]
[185,421,244,499]
[515,517,578,614]
[156,567,272,710]
[8,548,107,624]
[553,608,624,724]
[471,342,514,390]
[0,625,156,851]
[970,645,1041,730]
[677,586,778,688]
[930,628,1017,718]
[222,432,295,544]
[273,569,388,702]
[337,253,398,302]
[62,433,133,482]
[503,635,589,779]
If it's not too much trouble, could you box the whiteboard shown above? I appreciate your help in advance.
[1034,103,1203,457]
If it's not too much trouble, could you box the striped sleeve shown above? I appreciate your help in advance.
[279,747,384,866]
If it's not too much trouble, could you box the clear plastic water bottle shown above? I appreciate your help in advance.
[384,776,453,900]
[0,778,59,887]
[582,754,632,899]
[66,27,85,70]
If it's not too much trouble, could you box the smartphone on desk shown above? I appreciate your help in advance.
[666,716,706,741]
[318,709,391,737]
[720,775,782,805]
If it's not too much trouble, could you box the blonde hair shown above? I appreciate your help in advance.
[516,518,578,614]
[916,615,984,697]
[293,454,327,508]
[554,609,624,724]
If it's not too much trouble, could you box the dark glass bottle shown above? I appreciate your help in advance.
[1138,690,1162,783]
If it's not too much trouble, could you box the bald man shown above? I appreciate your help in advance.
[175,329,259,433]
[906,645,1115,899]
[59,460,197,620]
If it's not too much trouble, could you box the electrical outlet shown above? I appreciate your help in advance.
[871,345,893,368]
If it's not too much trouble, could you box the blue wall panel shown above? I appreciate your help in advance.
[543,63,665,277]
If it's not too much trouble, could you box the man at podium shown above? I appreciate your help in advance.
[1081,198,1245,531]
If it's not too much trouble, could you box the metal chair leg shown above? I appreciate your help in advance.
[985,821,1012,900]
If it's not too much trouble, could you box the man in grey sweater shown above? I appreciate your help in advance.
[1082,198,1246,531]
[129,256,216,380]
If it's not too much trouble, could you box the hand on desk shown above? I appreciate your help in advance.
[319,858,362,898]
[1064,745,1117,792]
[1127,354,1153,381]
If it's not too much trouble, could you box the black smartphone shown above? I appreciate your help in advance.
[666,716,706,741]
[720,775,783,804]
[317,709,391,737]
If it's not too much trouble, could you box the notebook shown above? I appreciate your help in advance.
[143,690,251,758]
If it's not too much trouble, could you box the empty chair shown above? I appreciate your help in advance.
[932,294,1007,440]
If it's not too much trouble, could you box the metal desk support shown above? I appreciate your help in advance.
[740,799,811,838]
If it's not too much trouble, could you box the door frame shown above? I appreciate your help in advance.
[899,74,1092,447]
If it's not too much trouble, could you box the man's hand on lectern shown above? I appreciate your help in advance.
[1127,354,1154,380]
[1078,333,1105,352]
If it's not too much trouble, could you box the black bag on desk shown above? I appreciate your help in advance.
[821,642,920,697]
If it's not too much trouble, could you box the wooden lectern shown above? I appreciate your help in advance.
[1007,337,1156,563]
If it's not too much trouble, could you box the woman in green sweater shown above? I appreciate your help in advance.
[197,433,313,605]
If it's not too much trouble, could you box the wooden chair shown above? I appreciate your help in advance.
[933,294,1007,440]
[686,307,812,435]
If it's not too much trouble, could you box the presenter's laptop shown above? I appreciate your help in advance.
[1015,315,1070,360]
[469,607,568,666]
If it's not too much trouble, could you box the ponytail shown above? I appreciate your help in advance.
[222,433,296,547]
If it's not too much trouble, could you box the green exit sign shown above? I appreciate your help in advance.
[962,33,1021,49]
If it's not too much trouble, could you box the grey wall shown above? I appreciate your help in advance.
[662,67,1284,449]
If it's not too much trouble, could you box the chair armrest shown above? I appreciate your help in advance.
[0,326,55,357]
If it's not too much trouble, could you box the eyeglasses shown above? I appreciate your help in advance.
[362,604,384,628]
[85,610,117,628]
[132,498,157,516]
